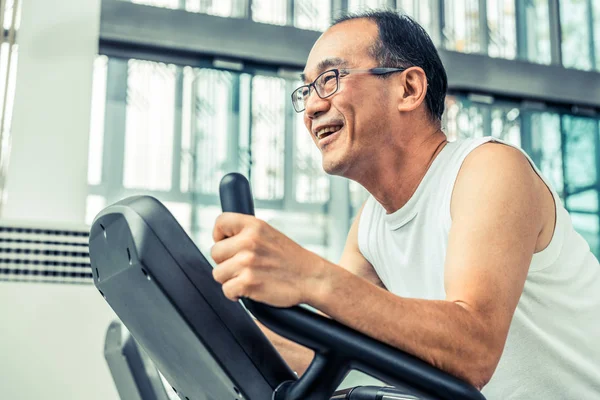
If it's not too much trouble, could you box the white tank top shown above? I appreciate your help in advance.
[358,137,600,399]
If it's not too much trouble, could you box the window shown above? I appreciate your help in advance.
[487,0,516,59]
[563,115,597,191]
[251,75,286,200]
[348,0,389,12]
[130,0,179,9]
[349,180,369,218]
[0,43,18,142]
[399,0,436,36]
[0,0,21,163]
[128,0,248,17]
[490,106,521,146]
[185,0,247,17]
[560,0,593,70]
[88,56,108,186]
[252,0,287,25]
[560,115,600,255]
[92,1,600,259]
[126,0,333,31]
[443,95,485,140]
[186,68,241,195]
[594,0,600,71]
[123,60,177,191]
[517,0,551,64]
[294,101,330,204]
[528,112,563,197]
[88,57,335,257]
[443,0,481,54]
[295,0,331,31]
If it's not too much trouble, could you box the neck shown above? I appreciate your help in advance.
[354,127,447,214]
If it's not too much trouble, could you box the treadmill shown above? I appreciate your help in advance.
[89,173,486,400]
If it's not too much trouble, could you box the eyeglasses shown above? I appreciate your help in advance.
[291,67,406,113]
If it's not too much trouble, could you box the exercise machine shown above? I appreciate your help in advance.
[89,173,486,400]
[104,320,173,400]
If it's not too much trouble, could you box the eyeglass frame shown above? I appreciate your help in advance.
[291,67,407,113]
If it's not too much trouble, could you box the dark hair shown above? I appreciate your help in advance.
[332,10,447,121]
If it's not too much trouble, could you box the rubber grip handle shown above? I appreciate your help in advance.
[219,173,255,216]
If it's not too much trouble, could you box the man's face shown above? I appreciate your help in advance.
[301,19,396,177]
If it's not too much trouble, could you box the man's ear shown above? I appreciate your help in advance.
[396,67,428,113]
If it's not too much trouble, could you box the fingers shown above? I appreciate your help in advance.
[211,214,272,303]
[211,235,244,264]
[216,262,262,302]
[221,276,246,302]
[212,254,244,284]
[212,213,266,263]
[212,212,254,242]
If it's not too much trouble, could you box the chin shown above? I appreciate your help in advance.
[322,155,349,177]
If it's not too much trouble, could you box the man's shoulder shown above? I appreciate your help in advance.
[452,140,543,214]
[460,140,531,177]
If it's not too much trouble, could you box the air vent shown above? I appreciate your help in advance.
[0,222,92,284]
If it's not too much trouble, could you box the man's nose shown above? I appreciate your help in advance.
[305,91,331,119]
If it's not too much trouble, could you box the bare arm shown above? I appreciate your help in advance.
[212,144,549,388]
[258,202,384,375]
[302,144,548,388]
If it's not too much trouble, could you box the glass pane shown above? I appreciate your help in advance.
[181,66,194,193]
[129,0,179,9]
[563,115,597,191]
[567,189,598,212]
[570,212,600,256]
[85,195,106,226]
[251,75,286,200]
[295,0,331,31]
[184,0,247,17]
[491,107,521,146]
[595,0,600,71]
[487,0,516,59]
[163,201,192,233]
[194,207,329,260]
[560,0,593,70]
[443,95,485,141]
[238,74,252,174]
[252,0,287,25]
[193,205,223,256]
[294,106,330,203]
[88,56,108,186]
[521,0,551,64]
[2,0,21,30]
[123,60,177,191]
[257,208,329,257]
[398,0,435,35]
[348,0,389,11]
[443,0,481,53]
[349,180,369,218]
[127,0,247,16]
[0,43,18,142]
[529,112,563,197]
[190,68,237,195]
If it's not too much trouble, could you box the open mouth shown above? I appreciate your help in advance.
[316,125,343,140]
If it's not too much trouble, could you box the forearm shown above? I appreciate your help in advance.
[310,261,500,389]
[255,320,315,376]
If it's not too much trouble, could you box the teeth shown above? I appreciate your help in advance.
[316,126,342,139]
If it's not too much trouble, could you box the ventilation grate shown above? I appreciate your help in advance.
[0,223,92,284]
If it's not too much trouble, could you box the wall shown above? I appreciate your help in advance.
[0,282,120,400]
[0,0,121,399]
[2,0,99,223]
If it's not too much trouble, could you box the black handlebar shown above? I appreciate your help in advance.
[218,172,486,400]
